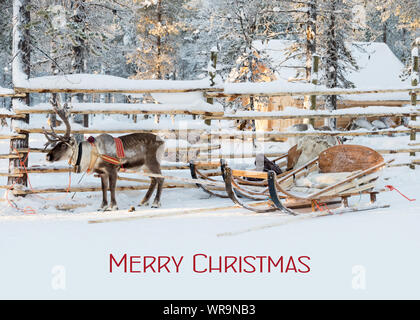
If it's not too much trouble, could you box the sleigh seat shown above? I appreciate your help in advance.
[222,145,393,214]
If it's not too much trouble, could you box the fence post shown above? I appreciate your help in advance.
[8,0,31,188]
[309,54,320,126]
[204,47,218,160]
[205,46,218,126]
[410,43,419,168]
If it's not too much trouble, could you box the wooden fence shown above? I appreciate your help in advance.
[0,83,419,196]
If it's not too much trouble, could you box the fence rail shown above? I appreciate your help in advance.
[205,108,420,121]
[14,102,224,117]
[0,81,419,197]
[13,86,223,95]
[202,128,413,139]
[206,86,420,98]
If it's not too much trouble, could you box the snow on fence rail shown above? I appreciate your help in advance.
[7,73,419,97]
[1,79,419,196]
[204,106,420,121]
[14,127,205,135]
[206,83,420,98]
[202,128,413,139]
[0,134,26,140]
[13,74,224,94]
[336,100,410,107]
[0,87,24,98]
[14,103,224,117]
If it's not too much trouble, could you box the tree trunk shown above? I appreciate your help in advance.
[71,0,87,141]
[306,0,317,81]
[382,22,387,43]
[156,0,163,80]
[303,0,317,123]
[382,8,387,43]
[9,0,31,187]
[49,38,58,127]
[324,0,338,129]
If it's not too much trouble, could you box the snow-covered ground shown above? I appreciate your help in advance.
[0,119,419,299]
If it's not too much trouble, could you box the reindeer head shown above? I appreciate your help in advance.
[43,98,75,162]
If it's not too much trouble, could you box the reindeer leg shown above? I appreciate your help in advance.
[152,177,164,208]
[99,174,109,211]
[147,159,163,208]
[108,169,119,211]
[139,178,157,207]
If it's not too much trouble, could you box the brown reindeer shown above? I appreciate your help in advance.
[43,99,165,211]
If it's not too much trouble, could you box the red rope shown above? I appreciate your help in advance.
[314,200,333,214]
[385,185,416,202]
[5,181,36,215]
[5,148,73,214]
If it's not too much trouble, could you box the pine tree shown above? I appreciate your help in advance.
[364,0,419,76]
[128,0,187,80]
[274,0,359,128]
[29,0,131,75]
[318,0,358,128]
[210,0,280,79]
[0,0,12,113]
[382,0,419,31]
[177,0,218,80]
[0,1,13,89]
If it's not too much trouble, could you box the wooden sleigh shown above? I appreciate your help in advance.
[189,153,289,199]
[222,145,393,215]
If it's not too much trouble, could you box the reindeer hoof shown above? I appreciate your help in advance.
[151,202,161,209]
[100,205,118,212]
[139,201,149,207]
[98,205,108,212]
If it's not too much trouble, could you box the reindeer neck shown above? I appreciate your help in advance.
[71,141,93,173]
[70,142,83,166]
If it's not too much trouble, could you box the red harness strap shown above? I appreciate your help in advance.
[86,136,126,168]
[100,138,125,166]
[100,138,126,171]
[101,155,122,165]
[114,137,125,158]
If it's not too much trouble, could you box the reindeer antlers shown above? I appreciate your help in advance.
[42,96,72,149]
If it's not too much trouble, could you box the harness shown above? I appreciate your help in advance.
[73,137,126,174]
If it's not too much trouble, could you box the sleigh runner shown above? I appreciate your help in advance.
[189,160,230,198]
[189,153,289,199]
[222,145,394,214]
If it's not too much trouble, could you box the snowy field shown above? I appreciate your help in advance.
[1,0,418,302]
[0,123,419,300]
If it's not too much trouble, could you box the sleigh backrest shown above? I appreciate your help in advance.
[318,145,384,173]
